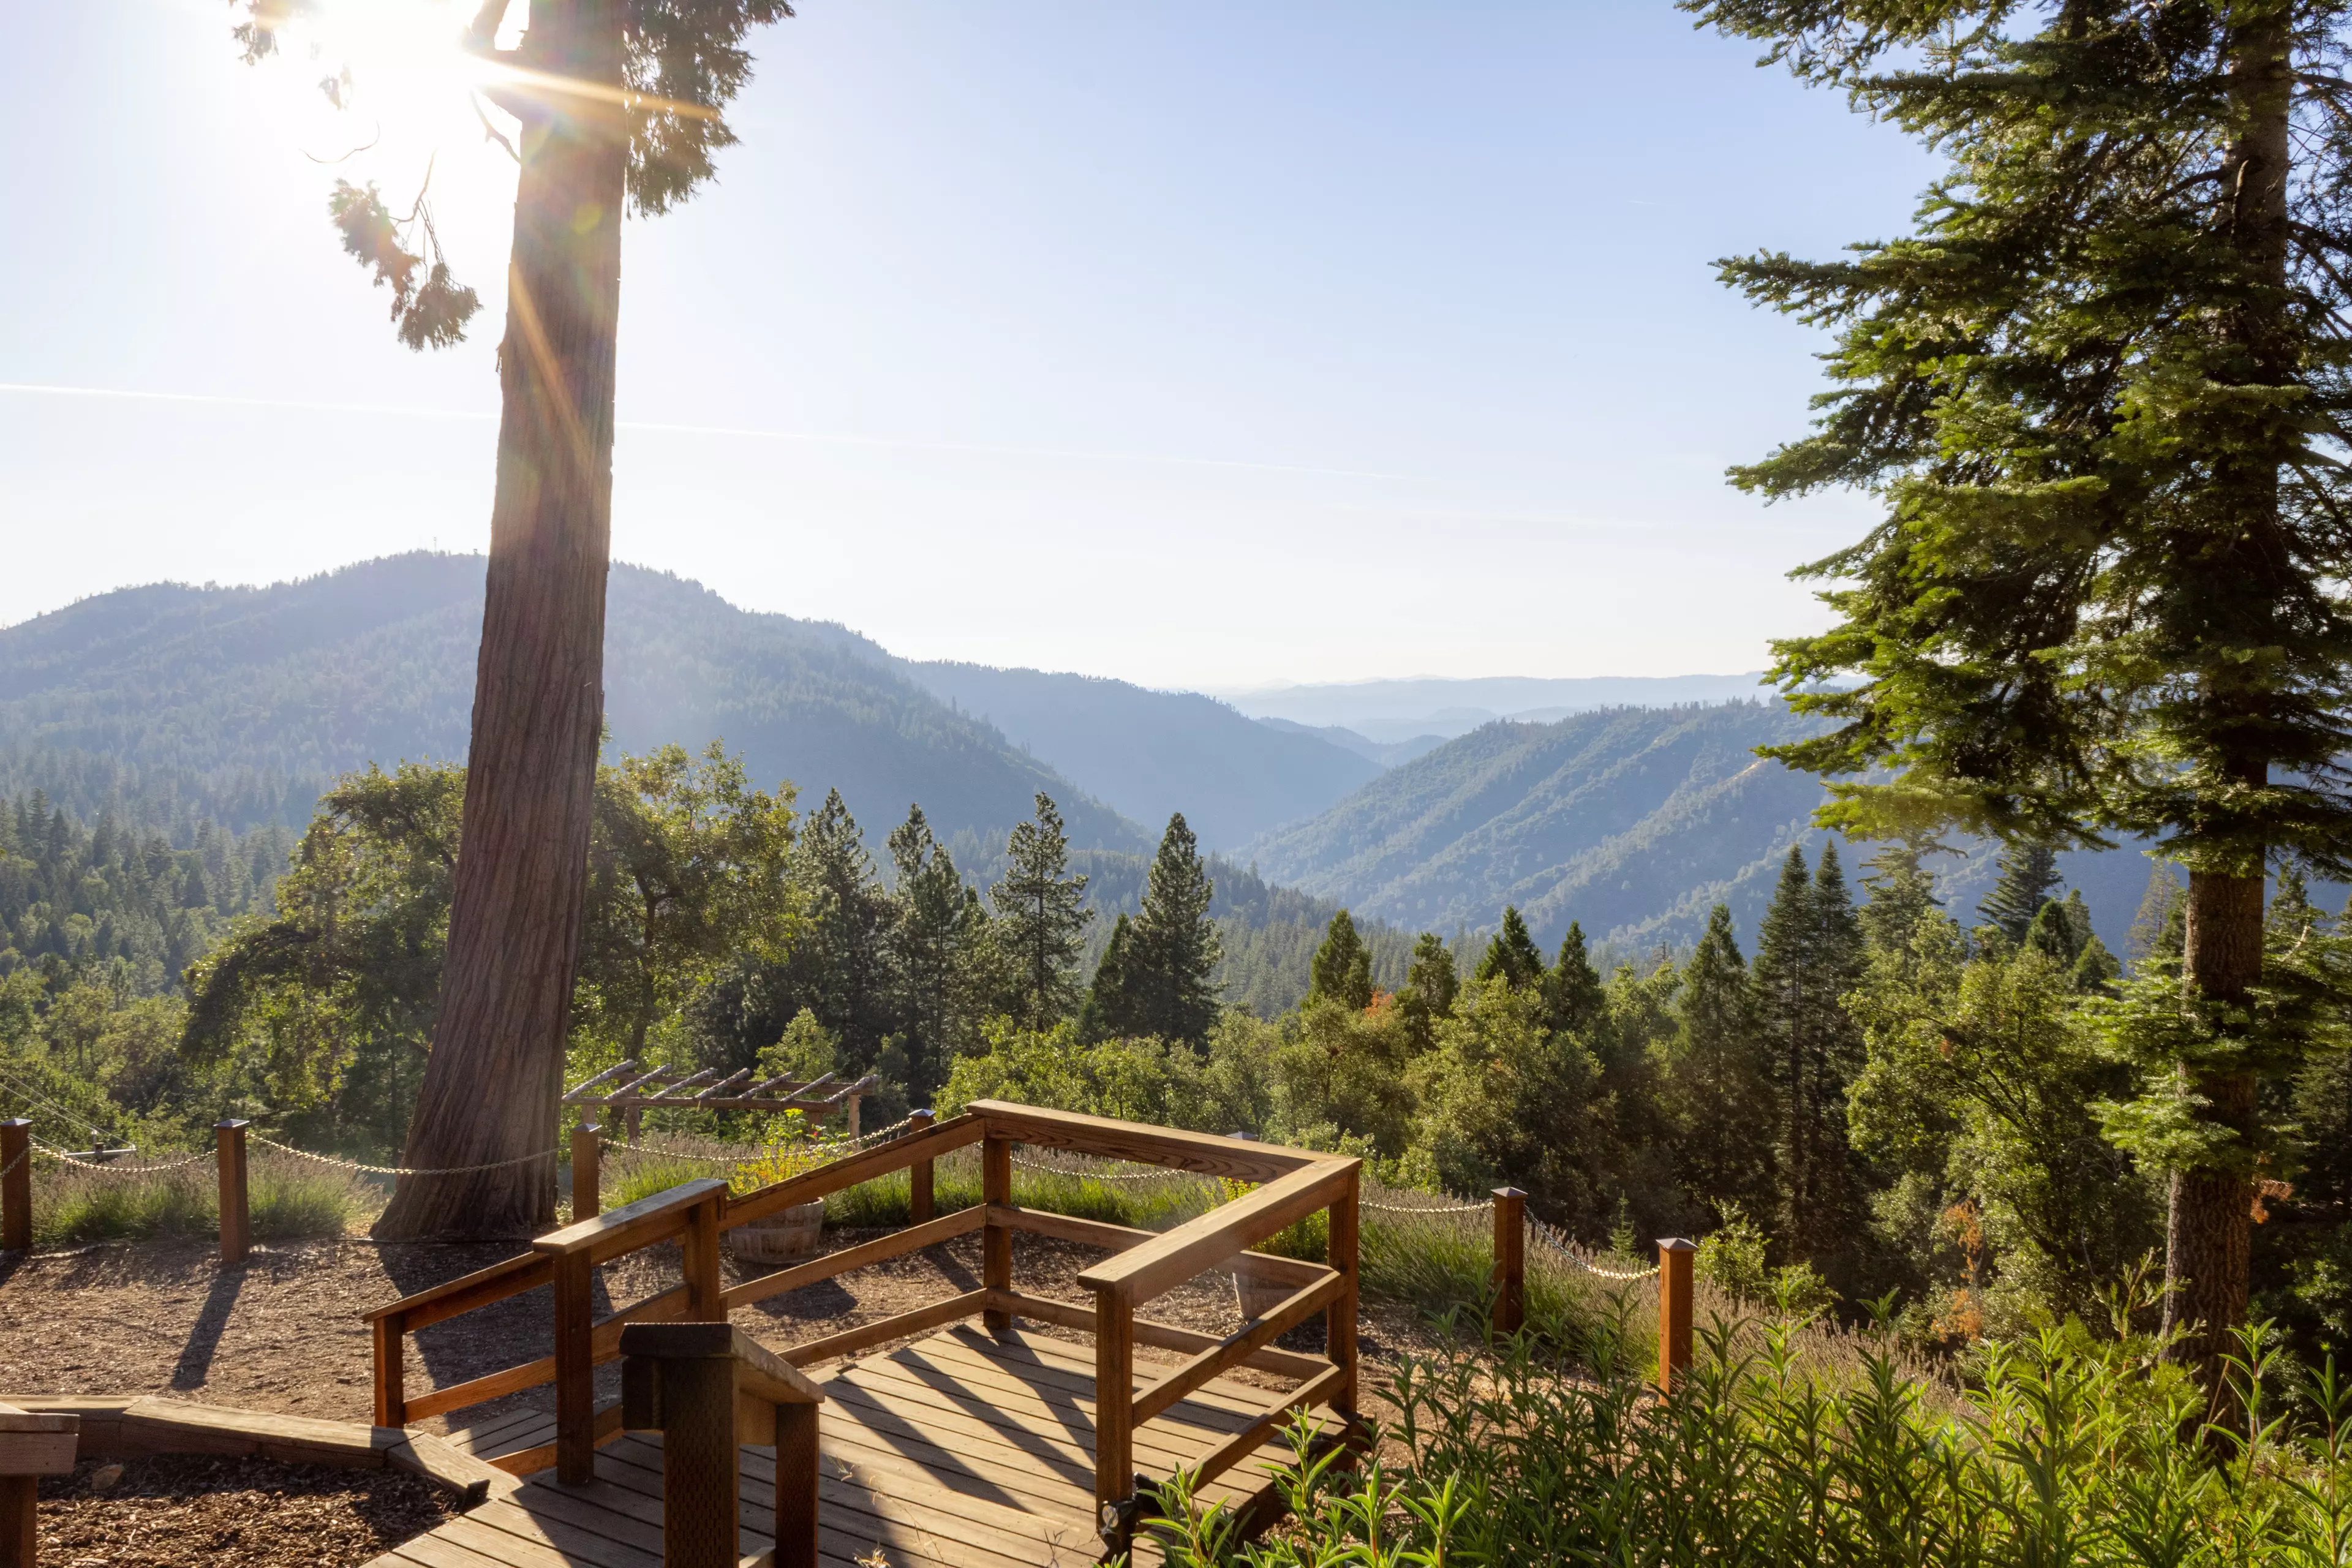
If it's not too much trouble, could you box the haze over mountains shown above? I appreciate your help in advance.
[1,553,2171,963]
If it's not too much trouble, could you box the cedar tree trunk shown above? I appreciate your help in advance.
[374,0,627,1238]
[2165,870,2262,1387]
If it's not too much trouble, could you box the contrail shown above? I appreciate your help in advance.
[0,381,1413,483]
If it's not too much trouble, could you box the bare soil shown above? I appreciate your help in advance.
[0,1225,1431,1438]
[36,1453,458,1568]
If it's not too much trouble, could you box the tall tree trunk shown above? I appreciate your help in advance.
[2155,7,2293,1392]
[375,0,627,1239]
[2164,870,2262,1389]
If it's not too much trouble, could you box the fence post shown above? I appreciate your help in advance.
[982,1128,1012,1332]
[216,1120,250,1266]
[571,1123,601,1223]
[1094,1282,1136,1555]
[0,1120,28,1254]
[845,1092,862,1142]
[372,1309,407,1428]
[1329,1164,1360,1415]
[1657,1237,1697,1393]
[684,1188,724,1321]
[1491,1186,1526,1336]
[907,1109,934,1224]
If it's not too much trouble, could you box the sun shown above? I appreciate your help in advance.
[251,0,514,175]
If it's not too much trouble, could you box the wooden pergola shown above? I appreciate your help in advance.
[561,1061,882,1141]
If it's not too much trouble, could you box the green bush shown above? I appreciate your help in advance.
[1138,1311,2352,1567]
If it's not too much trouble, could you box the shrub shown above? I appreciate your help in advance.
[31,1155,361,1246]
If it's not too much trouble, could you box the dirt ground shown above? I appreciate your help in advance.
[0,1226,1436,1438]
[36,1453,459,1567]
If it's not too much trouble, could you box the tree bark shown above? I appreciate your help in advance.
[2163,870,2262,1393]
[375,0,627,1239]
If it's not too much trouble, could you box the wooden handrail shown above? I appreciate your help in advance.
[363,1251,552,1326]
[969,1101,1322,1182]
[534,1176,728,1265]
[400,1282,693,1421]
[725,1114,984,1227]
[986,1204,1328,1289]
[1130,1270,1346,1426]
[1077,1158,1357,1306]
[986,1289,1332,1381]
[720,1208,984,1313]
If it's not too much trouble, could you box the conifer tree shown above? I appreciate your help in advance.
[237,0,799,1238]
[1544,921,1607,1038]
[1980,843,2064,946]
[1122,813,1223,1048]
[1079,913,1140,1042]
[1307,910,1374,1012]
[887,805,982,1098]
[1395,932,1458,1052]
[1858,839,1942,962]
[1475,906,1547,992]
[1665,903,1773,1221]
[990,794,1090,1028]
[1752,843,1867,1281]
[1693,0,2352,1383]
[793,789,895,1069]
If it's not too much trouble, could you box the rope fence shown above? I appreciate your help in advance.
[246,1134,559,1179]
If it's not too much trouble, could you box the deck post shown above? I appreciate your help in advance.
[216,1120,251,1266]
[982,1129,1012,1332]
[774,1398,820,1568]
[845,1093,861,1142]
[553,1250,596,1484]
[907,1109,935,1224]
[1094,1281,1136,1554]
[1657,1238,1697,1392]
[683,1188,723,1321]
[570,1123,601,1222]
[0,1121,28,1253]
[1491,1186,1526,1335]
[0,1475,31,1568]
[653,1349,739,1568]
[1329,1164,1360,1414]
[372,1308,407,1428]
[621,1323,826,1568]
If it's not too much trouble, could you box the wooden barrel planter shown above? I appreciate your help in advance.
[726,1200,824,1264]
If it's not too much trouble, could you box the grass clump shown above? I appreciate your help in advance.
[32,1156,361,1246]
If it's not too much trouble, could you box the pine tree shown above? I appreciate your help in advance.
[990,794,1090,1028]
[1665,904,1773,1222]
[1751,842,1867,1284]
[1544,922,1607,1038]
[1079,913,1140,1042]
[888,805,982,1099]
[1122,813,1223,1048]
[1475,907,1547,992]
[1307,910,1374,1012]
[1395,932,1458,1052]
[1694,0,2352,1384]
[791,789,897,1069]
[1980,843,2064,946]
[1858,839,1942,961]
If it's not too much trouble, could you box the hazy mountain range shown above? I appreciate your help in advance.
[1,553,2172,965]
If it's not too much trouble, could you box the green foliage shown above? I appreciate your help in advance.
[32,1160,360,1248]
[1474,906,1546,991]
[1660,905,1773,1224]
[990,794,1091,1029]
[1980,843,2063,946]
[1143,1315,2351,1568]
[1306,910,1374,1012]
[1119,813,1223,1048]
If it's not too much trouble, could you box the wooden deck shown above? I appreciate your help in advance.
[371,1325,1302,1568]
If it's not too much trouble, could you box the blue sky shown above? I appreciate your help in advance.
[1,1,1936,688]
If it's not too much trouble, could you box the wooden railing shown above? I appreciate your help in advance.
[620,1322,824,1568]
[363,1099,1362,1542]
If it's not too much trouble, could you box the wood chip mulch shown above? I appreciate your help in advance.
[37,1454,459,1568]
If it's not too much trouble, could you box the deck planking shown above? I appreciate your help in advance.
[378,1325,1305,1568]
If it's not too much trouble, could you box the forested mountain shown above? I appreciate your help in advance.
[900,663,1379,849]
[0,554,1144,853]
[1246,701,2171,954]
[1226,673,1770,742]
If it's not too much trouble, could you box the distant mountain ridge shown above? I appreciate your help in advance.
[1245,701,2171,956]
[1222,673,1770,743]
[0,554,1147,852]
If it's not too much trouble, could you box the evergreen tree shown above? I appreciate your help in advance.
[887,804,984,1099]
[1475,906,1547,992]
[1858,839,1942,960]
[1980,843,2064,946]
[1395,932,1458,1052]
[1751,842,1867,1284]
[990,794,1090,1028]
[1079,913,1140,1042]
[1663,904,1773,1222]
[1544,921,1607,1038]
[1122,813,1223,1048]
[1307,910,1374,1012]
[793,789,897,1069]
[1694,0,2352,1384]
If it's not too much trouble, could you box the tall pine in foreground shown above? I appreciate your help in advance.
[1692,0,2352,1390]
[990,794,1090,1028]
[1122,813,1223,1048]
[1752,843,1866,1286]
[233,0,798,1238]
